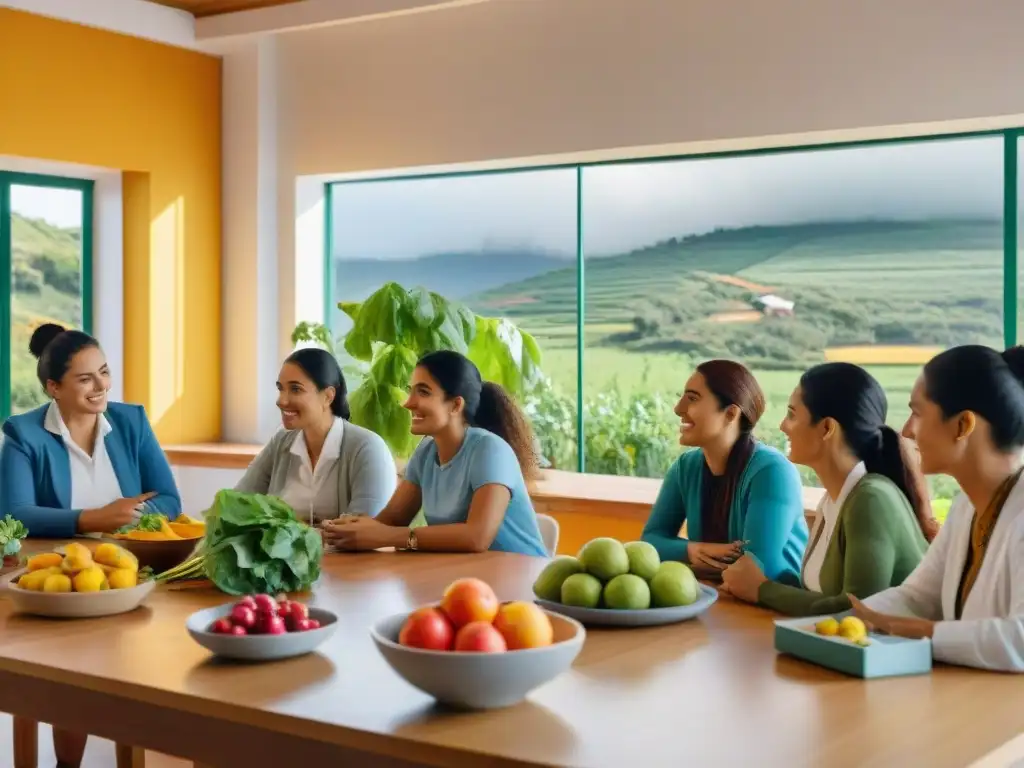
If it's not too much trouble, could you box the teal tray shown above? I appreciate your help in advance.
[774,612,933,679]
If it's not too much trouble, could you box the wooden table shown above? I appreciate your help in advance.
[2,546,1024,768]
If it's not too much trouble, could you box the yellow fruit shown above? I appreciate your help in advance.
[815,617,840,636]
[42,574,73,593]
[17,566,62,591]
[94,543,138,572]
[107,569,138,590]
[73,566,108,593]
[27,553,63,571]
[61,542,94,574]
[838,616,868,642]
[854,637,872,648]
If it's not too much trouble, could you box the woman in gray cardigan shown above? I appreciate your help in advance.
[235,348,396,525]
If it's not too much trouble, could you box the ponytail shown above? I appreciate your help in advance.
[861,426,938,542]
[472,382,540,481]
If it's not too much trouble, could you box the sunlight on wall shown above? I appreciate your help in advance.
[149,197,186,423]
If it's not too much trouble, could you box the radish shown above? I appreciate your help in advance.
[228,625,248,636]
[252,594,277,614]
[237,596,258,611]
[264,616,287,635]
[305,618,321,631]
[209,618,233,634]
[276,599,293,619]
[288,602,309,624]
[230,605,256,629]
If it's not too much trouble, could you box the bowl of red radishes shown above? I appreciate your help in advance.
[185,594,338,661]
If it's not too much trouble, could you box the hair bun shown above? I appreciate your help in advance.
[1002,346,1024,386]
[29,323,66,359]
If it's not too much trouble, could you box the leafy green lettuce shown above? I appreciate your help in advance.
[0,515,28,557]
[201,490,323,596]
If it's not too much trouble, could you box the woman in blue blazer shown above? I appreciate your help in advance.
[1,324,181,766]
[0,323,181,537]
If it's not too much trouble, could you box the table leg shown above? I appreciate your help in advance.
[115,743,147,768]
[52,726,86,767]
[13,716,38,768]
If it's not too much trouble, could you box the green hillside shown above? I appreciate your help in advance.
[8,212,84,413]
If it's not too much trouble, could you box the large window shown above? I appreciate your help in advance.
[0,173,93,420]
[326,131,1020,509]
[328,170,580,470]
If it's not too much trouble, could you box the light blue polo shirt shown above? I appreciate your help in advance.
[405,427,547,557]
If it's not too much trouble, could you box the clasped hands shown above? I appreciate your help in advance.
[321,515,403,551]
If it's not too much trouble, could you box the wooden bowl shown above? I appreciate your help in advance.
[105,536,201,574]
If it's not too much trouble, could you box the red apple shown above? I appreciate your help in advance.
[454,621,508,653]
[398,607,455,651]
[440,578,499,629]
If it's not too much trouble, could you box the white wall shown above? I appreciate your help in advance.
[239,0,1024,441]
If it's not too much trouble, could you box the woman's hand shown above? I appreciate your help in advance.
[324,516,406,552]
[849,595,935,639]
[78,493,156,533]
[720,554,767,604]
[687,541,744,573]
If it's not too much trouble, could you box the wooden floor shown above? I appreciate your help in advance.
[0,715,187,767]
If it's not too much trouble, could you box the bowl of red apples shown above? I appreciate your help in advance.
[186,593,338,661]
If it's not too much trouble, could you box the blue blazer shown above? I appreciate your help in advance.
[0,402,181,538]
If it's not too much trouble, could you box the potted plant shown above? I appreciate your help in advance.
[292,281,544,460]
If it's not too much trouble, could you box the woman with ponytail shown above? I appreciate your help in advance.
[235,348,396,525]
[329,350,547,556]
[721,363,933,615]
[849,346,1024,672]
[641,360,807,584]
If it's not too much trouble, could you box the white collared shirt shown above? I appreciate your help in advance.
[45,402,124,511]
[278,417,345,524]
[803,461,867,592]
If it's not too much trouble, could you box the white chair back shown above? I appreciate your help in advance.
[536,513,559,556]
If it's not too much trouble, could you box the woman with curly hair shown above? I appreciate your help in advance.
[328,350,547,557]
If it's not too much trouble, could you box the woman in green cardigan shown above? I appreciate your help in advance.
[721,362,937,615]
[641,360,808,584]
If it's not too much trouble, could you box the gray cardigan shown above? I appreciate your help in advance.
[234,421,396,519]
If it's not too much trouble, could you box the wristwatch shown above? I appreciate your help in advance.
[405,529,418,551]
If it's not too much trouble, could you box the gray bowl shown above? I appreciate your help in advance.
[535,583,719,627]
[370,608,585,710]
[186,603,338,662]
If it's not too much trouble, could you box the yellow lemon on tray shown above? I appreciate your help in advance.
[838,616,868,643]
[814,617,840,636]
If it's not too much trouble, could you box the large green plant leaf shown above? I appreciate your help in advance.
[408,289,476,355]
[348,380,417,457]
[370,344,418,387]
[344,282,416,360]
[468,317,543,395]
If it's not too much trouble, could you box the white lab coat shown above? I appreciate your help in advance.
[864,473,1024,672]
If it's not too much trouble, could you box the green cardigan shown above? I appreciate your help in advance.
[641,443,808,584]
[758,473,928,616]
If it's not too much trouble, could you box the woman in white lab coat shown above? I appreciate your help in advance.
[850,344,1024,672]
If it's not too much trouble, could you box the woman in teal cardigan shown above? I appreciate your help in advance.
[641,360,807,584]
[721,363,936,615]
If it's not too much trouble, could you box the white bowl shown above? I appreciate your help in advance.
[370,608,585,710]
[186,603,339,662]
[3,569,157,618]
[535,583,719,627]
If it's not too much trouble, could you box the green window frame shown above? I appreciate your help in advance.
[324,128,1024,472]
[0,171,95,421]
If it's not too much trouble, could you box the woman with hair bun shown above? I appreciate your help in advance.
[850,346,1024,672]
[1,323,181,766]
[0,323,181,537]
[721,363,933,615]
[235,347,396,528]
[641,360,808,584]
[329,350,547,557]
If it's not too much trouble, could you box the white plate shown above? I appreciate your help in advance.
[186,603,339,662]
[534,583,719,627]
[3,569,157,619]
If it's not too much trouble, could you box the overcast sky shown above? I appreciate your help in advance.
[332,136,1005,259]
[11,185,83,229]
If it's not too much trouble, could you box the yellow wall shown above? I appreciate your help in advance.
[0,9,221,443]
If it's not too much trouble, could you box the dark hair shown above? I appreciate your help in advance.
[800,362,936,541]
[922,344,1024,452]
[416,350,538,480]
[284,348,350,420]
[694,360,766,533]
[29,323,100,389]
